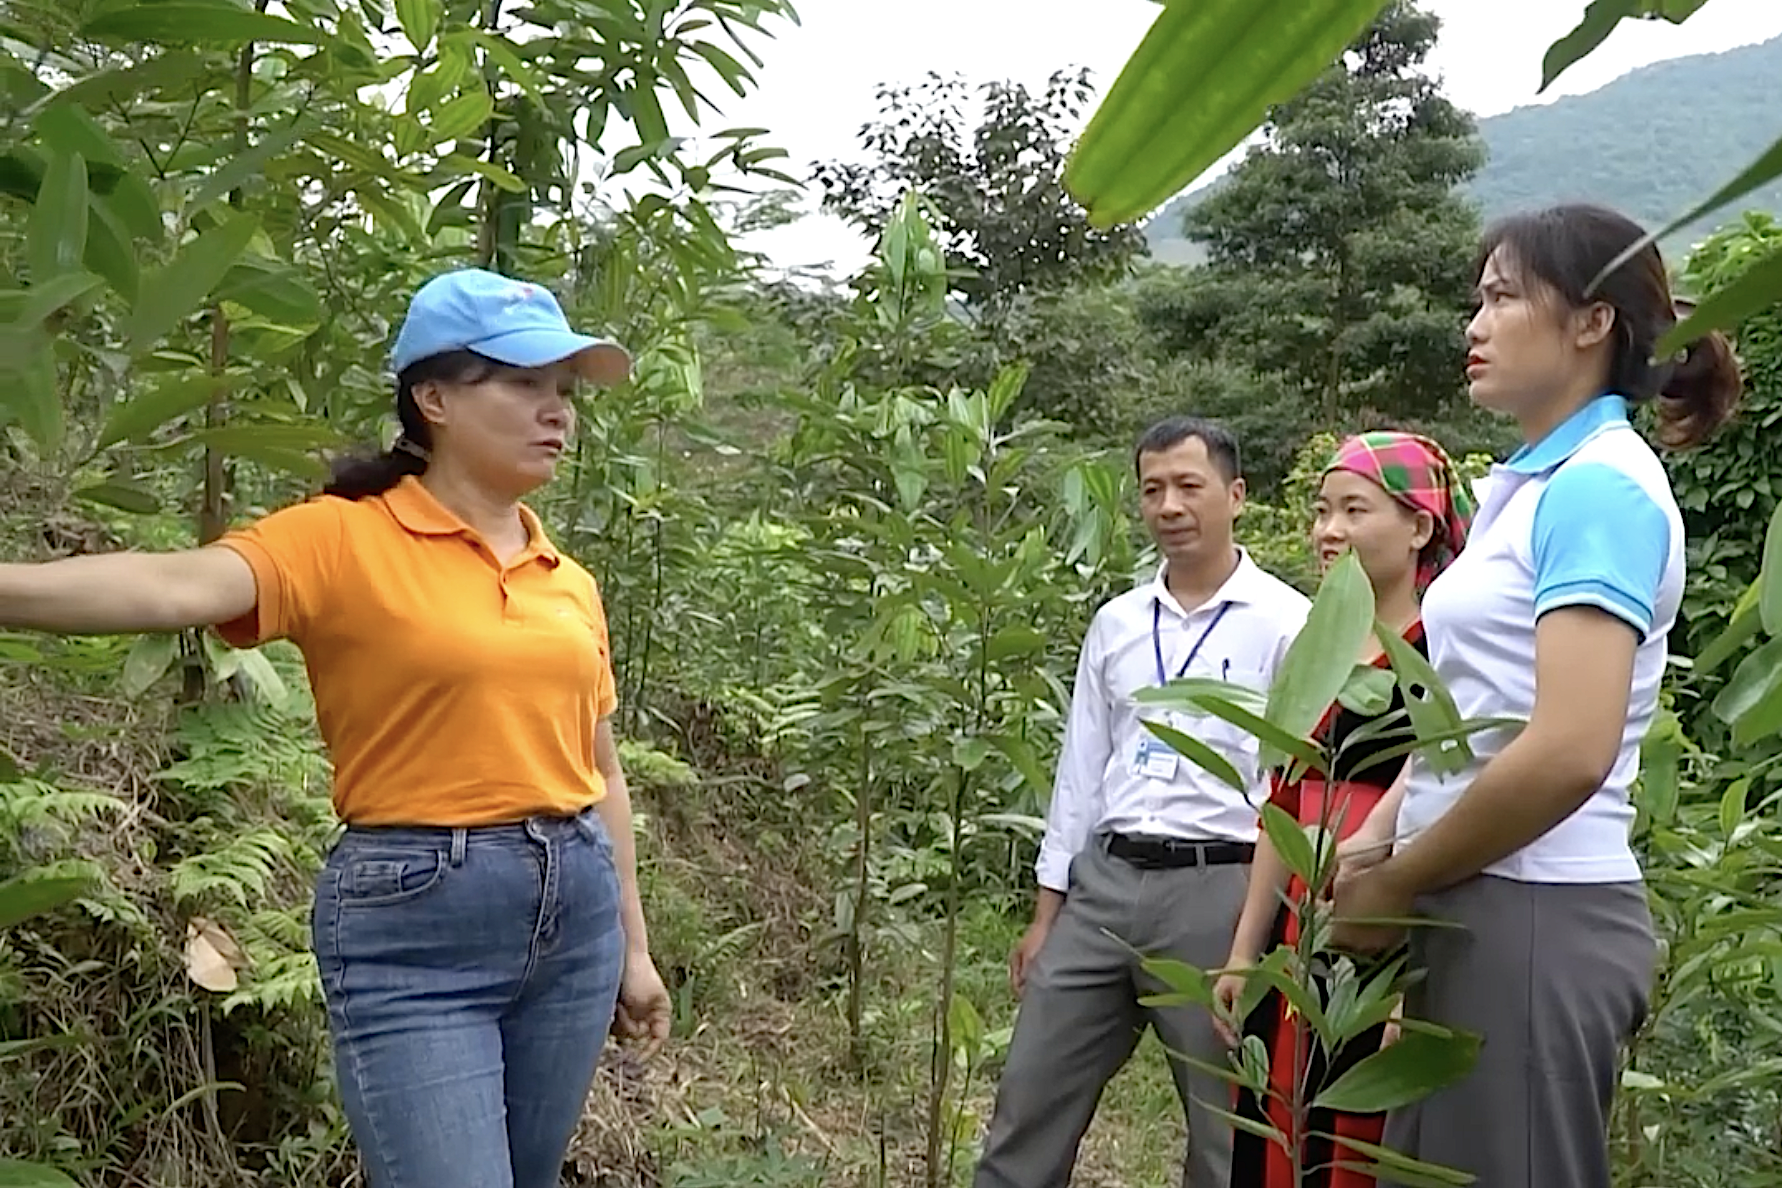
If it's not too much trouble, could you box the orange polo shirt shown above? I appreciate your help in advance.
[214,476,618,827]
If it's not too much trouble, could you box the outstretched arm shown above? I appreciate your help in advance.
[0,547,257,635]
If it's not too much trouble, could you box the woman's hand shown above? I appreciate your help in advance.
[1331,861,1415,954]
[1211,968,1249,1048]
[612,952,672,1059]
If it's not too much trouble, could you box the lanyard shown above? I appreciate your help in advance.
[1152,600,1232,686]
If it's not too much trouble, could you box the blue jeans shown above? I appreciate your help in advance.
[311,808,626,1188]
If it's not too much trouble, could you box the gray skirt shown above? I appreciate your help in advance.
[1384,874,1656,1188]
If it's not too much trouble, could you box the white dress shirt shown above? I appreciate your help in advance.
[1034,549,1312,892]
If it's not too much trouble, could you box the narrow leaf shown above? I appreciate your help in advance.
[1266,551,1376,749]
[1144,721,1247,792]
[17,271,105,326]
[428,88,494,146]
[124,214,261,352]
[1718,779,1746,840]
[0,325,63,452]
[394,0,443,52]
[1312,1029,1481,1113]
[189,115,316,210]
[26,149,88,282]
[74,481,160,516]
[457,30,547,103]
[98,370,245,448]
[1762,498,1782,638]
[1307,1134,1476,1185]
[1696,577,1761,676]
[1065,0,1393,226]
[1262,802,1318,885]
[1539,0,1636,92]
[214,261,322,327]
[81,6,331,45]
[1658,242,1782,355]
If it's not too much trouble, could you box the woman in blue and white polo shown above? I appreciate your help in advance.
[1331,203,1742,1187]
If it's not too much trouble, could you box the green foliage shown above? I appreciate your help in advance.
[1074,0,1782,346]
[4,3,1782,1185]
[1139,2,1494,445]
[814,70,1146,329]
[1065,0,1393,226]
[1137,551,1509,1186]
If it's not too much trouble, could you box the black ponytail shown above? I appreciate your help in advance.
[322,349,497,500]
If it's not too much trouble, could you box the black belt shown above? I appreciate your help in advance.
[1106,833,1255,870]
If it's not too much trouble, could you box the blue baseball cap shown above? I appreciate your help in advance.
[390,268,631,386]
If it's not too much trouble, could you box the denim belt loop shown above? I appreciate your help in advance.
[449,827,468,867]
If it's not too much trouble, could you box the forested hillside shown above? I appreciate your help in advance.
[1146,33,1782,263]
[5,3,1782,1188]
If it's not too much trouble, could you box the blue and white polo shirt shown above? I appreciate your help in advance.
[1399,394,1684,884]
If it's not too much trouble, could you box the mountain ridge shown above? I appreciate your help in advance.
[1144,33,1782,266]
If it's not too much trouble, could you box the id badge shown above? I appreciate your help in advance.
[1133,733,1179,781]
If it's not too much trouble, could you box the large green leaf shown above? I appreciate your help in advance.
[394,0,443,52]
[74,480,160,516]
[0,874,89,931]
[1696,577,1761,677]
[214,260,323,328]
[33,105,162,241]
[188,115,318,211]
[1595,128,1782,321]
[81,5,332,46]
[15,271,105,326]
[1313,1029,1480,1113]
[454,29,547,103]
[1064,0,1391,226]
[28,50,215,117]
[98,370,248,449]
[428,88,495,147]
[0,325,62,452]
[1138,679,1327,774]
[1711,636,1782,735]
[124,214,262,352]
[120,634,181,696]
[25,149,87,282]
[0,1158,81,1187]
[1540,1,1708,92]
[1660,243,1782,357]
[1263,551,1375,760]
[1261,801,1318,885]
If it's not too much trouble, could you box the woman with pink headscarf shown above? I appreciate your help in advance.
[1212,431,1475,1188]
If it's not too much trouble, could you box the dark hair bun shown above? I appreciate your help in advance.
[1655,330,1741,451]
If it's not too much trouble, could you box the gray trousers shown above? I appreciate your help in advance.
[1384,875,1656,1188]
[973,835,1248,1188]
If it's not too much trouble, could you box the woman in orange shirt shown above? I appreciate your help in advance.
[0,268,671,1188]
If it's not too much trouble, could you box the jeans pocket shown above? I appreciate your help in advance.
[332,847,447,908]
[577,811,616,863]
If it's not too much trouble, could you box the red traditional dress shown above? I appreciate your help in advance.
[1228,622,1427,1188]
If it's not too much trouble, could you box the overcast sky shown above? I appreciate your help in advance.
[687,0,1782,275]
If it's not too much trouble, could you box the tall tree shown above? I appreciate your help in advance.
[1138,1,1490,434]
[813,69,1146,334]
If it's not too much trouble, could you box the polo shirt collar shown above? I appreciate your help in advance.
[1151,546,1266,616]
[381,476,562,566]
[1503,393,1629,476]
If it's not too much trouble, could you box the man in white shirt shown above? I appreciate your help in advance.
[973,417,1311,1188]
